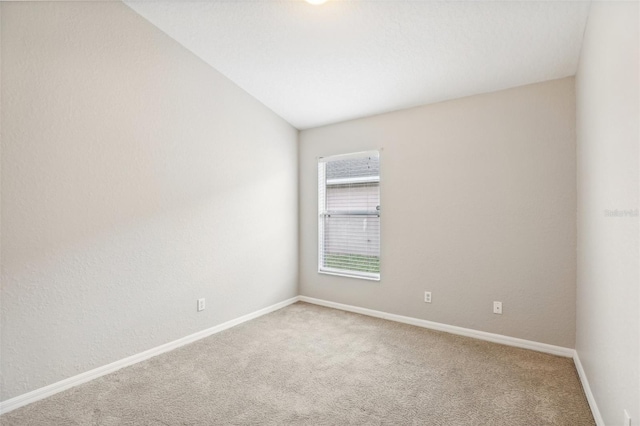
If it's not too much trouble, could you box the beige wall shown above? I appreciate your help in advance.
[0,2,298,401]
[576,1,639,424]
[300,78,577,348]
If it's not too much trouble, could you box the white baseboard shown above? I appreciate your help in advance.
[299,296,608,421]
[0,296,300,415]
[3,295,600,423]
[573,351,604,426]
[298,296,575,358]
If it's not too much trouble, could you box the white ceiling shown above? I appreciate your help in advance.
[125,0,590,130]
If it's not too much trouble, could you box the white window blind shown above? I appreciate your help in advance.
[318,151,380,280]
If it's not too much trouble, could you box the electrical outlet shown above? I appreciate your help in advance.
[424,291,432,303]
[624,409,631,426]
[493,301,502,314]
[197,298,205,312]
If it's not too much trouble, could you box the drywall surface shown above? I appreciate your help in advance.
[575,1,640,423]
[299,78,577,348]
[0,2,298,401]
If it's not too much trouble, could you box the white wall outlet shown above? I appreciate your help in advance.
[493,301,502,314]
[624,409,631,426]
[197,298,205,312]
[424,291,432,303]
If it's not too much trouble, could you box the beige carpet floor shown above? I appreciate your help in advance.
[1,302,594,425]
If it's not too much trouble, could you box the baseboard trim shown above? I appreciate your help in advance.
[300,296,605,423]
[299,296,575,358]
[3,295,598,421]
[573,351,604,426]
[0,296,300,415]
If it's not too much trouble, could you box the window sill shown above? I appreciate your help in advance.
[318,269,380,281]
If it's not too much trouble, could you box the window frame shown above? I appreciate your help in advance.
[317,150,381,281]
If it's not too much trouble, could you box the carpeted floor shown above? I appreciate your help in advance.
[1,302,594,425]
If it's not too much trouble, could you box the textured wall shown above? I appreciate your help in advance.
[576,2,639,424]
[299,78,576,348]
[0,2,298,401]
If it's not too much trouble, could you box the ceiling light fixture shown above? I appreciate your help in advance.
[305,0,328,5]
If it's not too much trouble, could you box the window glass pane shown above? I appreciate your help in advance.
[325,156,379,180]
[326,183,378,213]
[323,215,380,274]
[318,152,380,280]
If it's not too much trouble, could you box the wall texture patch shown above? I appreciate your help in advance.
[0,1,298,401]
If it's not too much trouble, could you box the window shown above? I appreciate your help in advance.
[318,151,380,280]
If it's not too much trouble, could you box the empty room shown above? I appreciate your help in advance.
[0,0,638,425]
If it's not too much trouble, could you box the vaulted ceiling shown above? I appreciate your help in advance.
[125,0,590,130]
